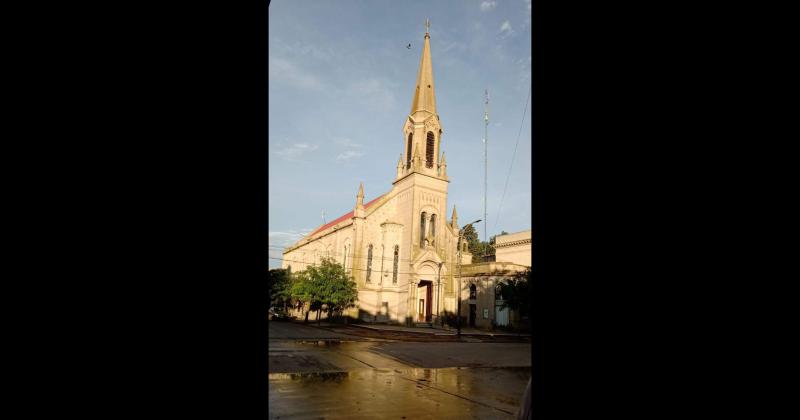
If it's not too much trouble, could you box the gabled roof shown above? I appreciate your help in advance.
[308,194,385,237]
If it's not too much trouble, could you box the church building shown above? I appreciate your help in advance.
[282,24,472,326]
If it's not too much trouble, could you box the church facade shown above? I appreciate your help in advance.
[282,27,471,325]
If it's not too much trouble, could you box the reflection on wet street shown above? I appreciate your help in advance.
[268,322,531,419]
[269,366,530,419]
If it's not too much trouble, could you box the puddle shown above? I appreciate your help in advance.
[269,367,530,419]
[296,340,344,347]
[269,371,350,382]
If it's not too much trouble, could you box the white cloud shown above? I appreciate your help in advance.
[275,142,319,162]
[269,57,322,90]
[351,78,396,109]
[333,137,365,162]
[268,229,315,259]
[480,1,497,11]
[499,20,514,37]
[334,137,361,148]
[336,150,365,162]
[269,229,313,244]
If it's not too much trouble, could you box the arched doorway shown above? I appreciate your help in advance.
[417,280,433,322]
[469,284,477,327]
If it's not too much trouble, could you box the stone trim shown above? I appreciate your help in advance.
[494,238,532,248]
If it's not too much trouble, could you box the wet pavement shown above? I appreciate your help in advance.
[269,367,530,419]
[269,321,532,418]
[269,339,531,372]
[269,321,368,340]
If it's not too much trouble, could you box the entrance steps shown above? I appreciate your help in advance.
[414,322,433,328]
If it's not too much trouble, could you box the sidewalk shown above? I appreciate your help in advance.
[348,322,530,338]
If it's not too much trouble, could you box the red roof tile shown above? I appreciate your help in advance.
[308,194,385,237]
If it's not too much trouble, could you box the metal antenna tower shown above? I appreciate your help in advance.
[483,89,489,247]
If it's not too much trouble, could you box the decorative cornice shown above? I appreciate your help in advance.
[494,238,532,248]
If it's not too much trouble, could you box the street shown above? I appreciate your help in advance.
[269,321,531,419]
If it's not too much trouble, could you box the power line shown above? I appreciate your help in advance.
[268,256,464,291]
[269,255,501,292]
[267,245,435,264]
[493,85,531,231]
[269,256,446,277]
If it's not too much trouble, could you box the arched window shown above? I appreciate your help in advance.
[406,133,413,169]
[470,284,477,299]
[392,245,399,284]
[366,244,373,282]
[426,132,435,168]
[420,212,427,247]
[343,245,348,270]
[429,214,436,242]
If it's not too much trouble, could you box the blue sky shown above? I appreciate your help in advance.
[269,0,532,268]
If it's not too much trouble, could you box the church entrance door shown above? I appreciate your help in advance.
[418,281,433,322]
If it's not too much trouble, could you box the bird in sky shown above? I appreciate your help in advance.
[406,43,412,49]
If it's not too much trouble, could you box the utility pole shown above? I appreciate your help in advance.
[457,219,482,337]
[437,262,444,327]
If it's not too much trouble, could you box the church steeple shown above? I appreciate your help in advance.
[398,19,445,182]
[410,18,437,117]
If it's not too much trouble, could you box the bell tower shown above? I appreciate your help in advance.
[397,19,447,182]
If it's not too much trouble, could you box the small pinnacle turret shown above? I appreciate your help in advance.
[356,183,364,207]
[354,182,365,218]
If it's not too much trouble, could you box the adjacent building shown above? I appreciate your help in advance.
[459,230,532,329]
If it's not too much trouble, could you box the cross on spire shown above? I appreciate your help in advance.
[425,18,430,33]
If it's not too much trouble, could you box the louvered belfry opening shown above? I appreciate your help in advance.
[406,133,413,169]
[425,131,435,168]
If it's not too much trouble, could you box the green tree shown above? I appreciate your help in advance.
[290,258,357,324]
[462,224,480,252]
[497,268,531,327]
[316,257,358,322]
[290,269,319,324]
[461,227,510,262]
[268,268,292,311]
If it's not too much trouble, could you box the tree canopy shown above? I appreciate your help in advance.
[268,268,292,309]
[462,225,509,262]
[497,267,531,319]
[289,257,358,323]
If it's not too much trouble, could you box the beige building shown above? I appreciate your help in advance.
[282,27,472,325]
[459,230,532,329]
[494,230,532,267]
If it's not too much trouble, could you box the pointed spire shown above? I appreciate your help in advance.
[356,183,364,207]
[396,155,403,178]
[451,205,458,228]
[410,19,437,116]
